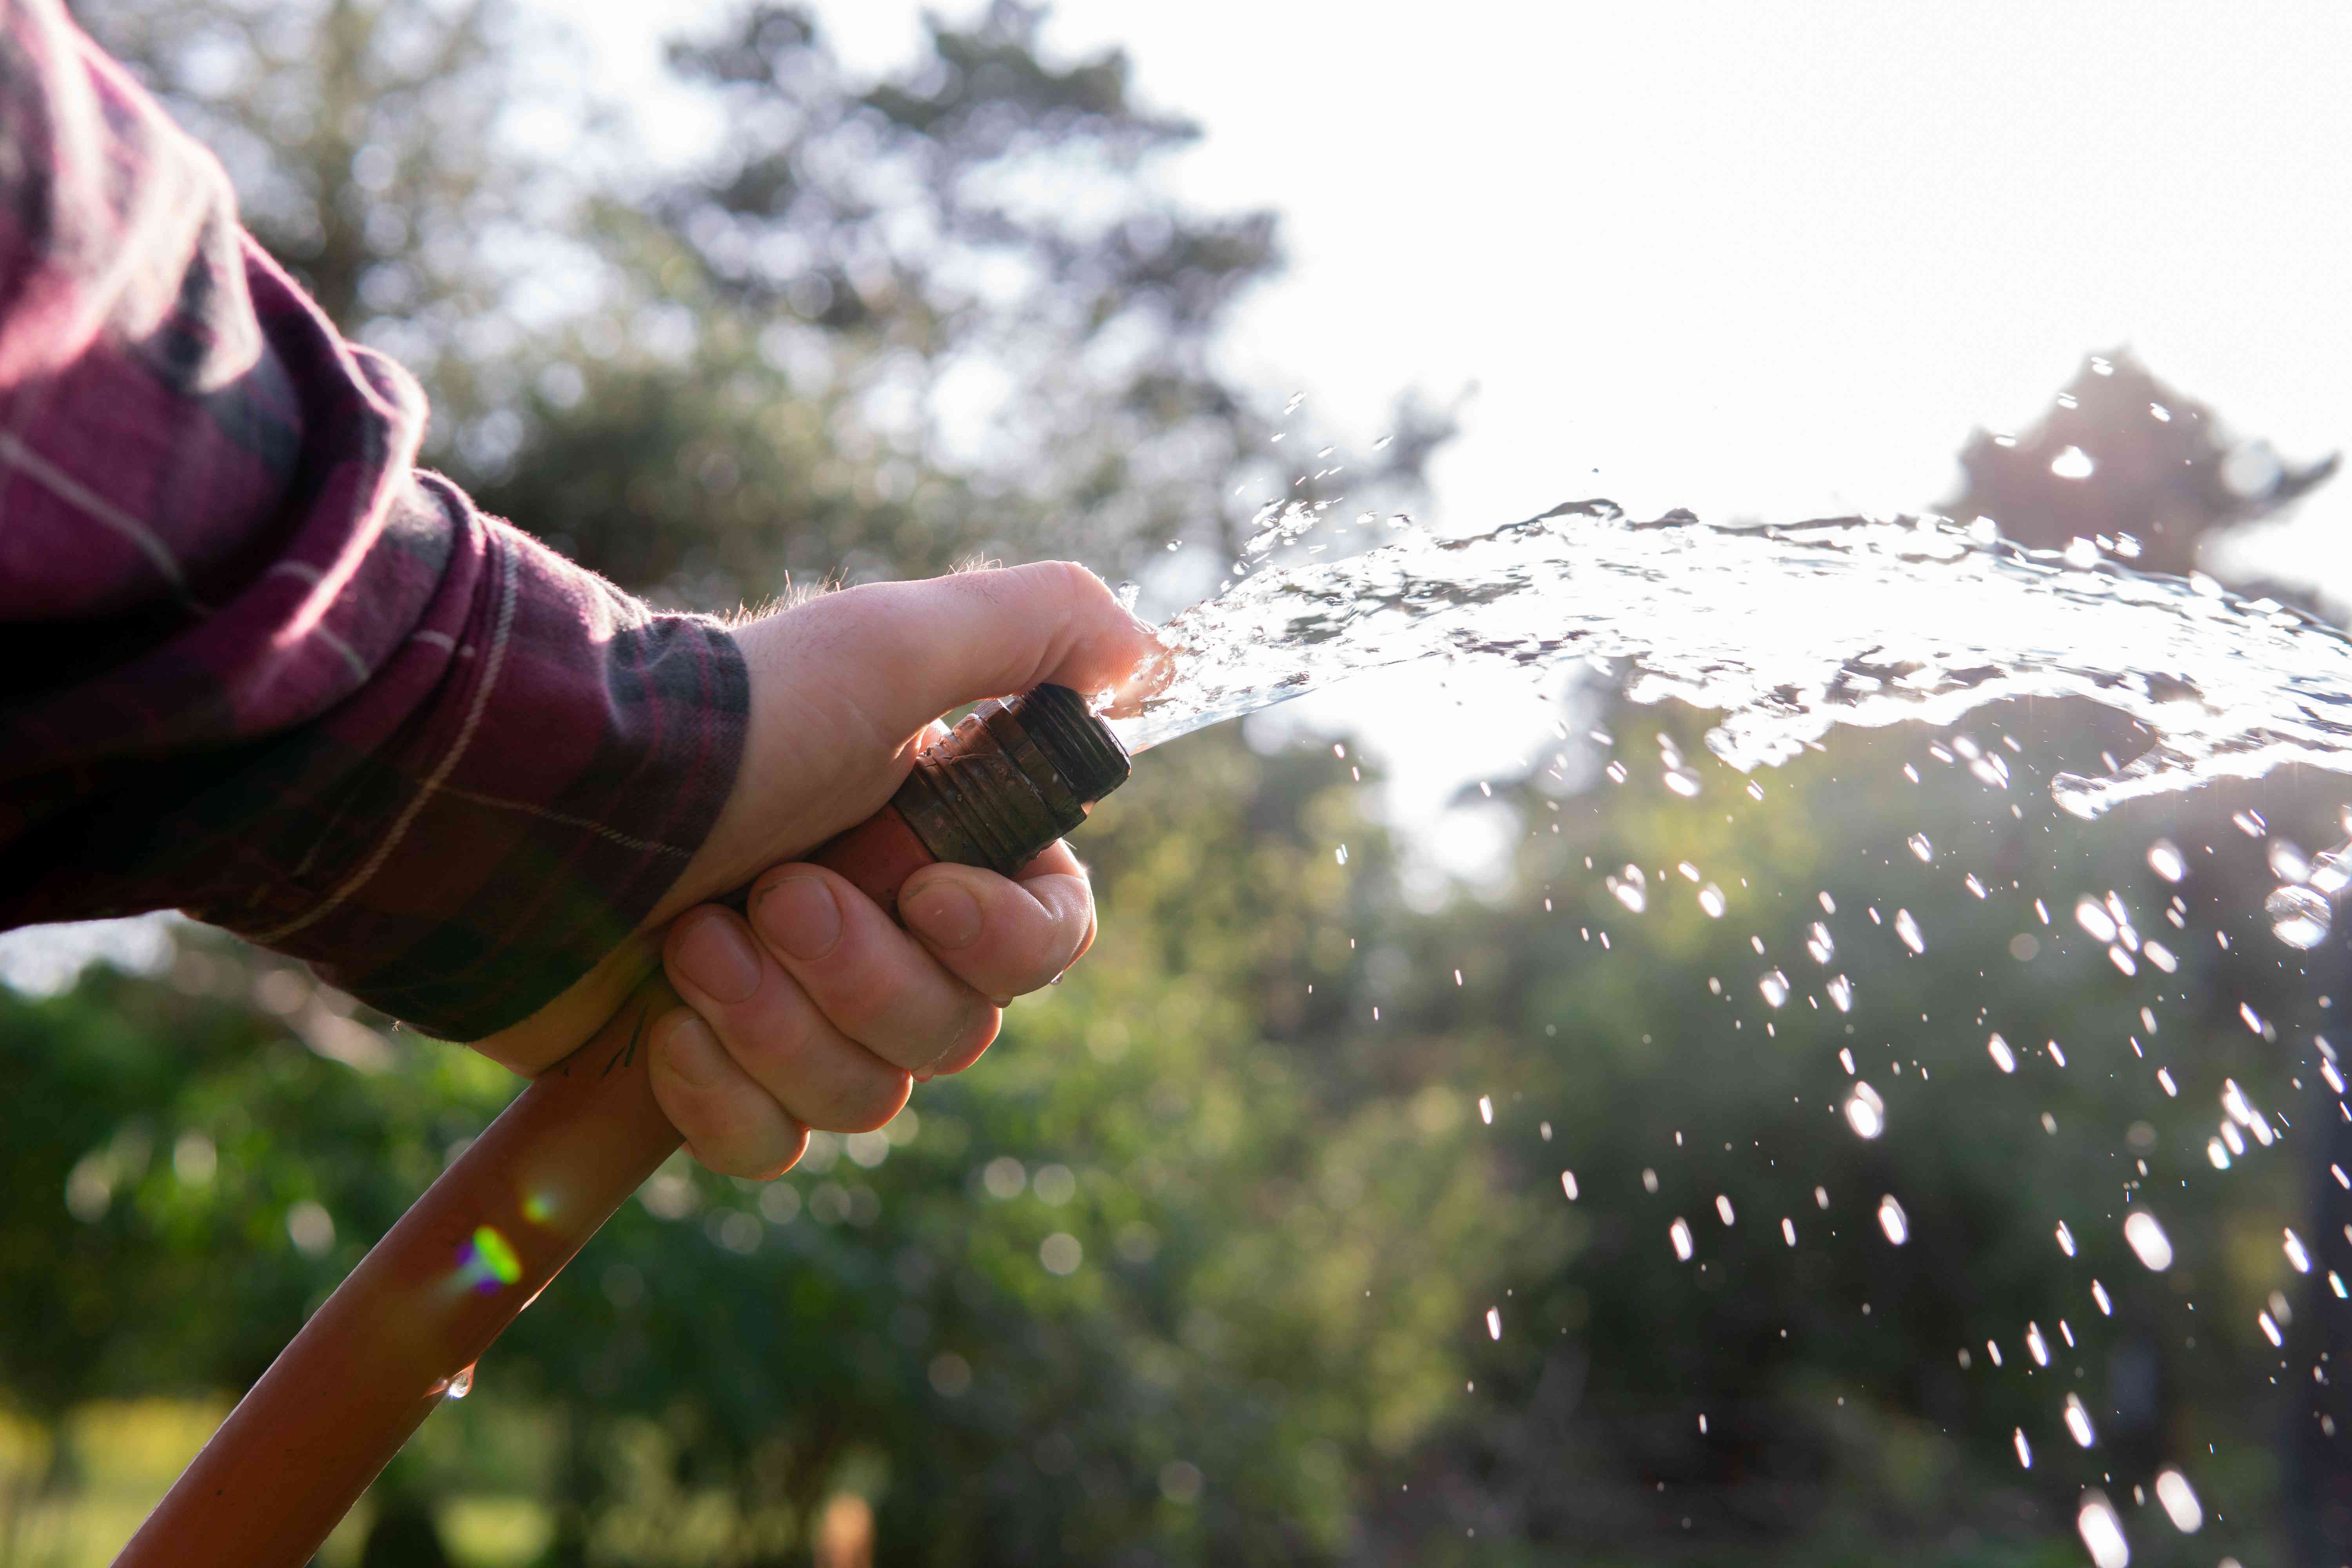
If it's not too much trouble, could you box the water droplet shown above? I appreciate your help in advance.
[1561,1171,1578,1200]
[2147,839,2186,882]
[1806,922,1836,964]
[444,1364,475,1400]
[2076,1492,2128,1568]
[1715,1194,1736,1226]
[1114,580,1142,614]
[2055,1220,2076,1256]
[2286,1228,2313,1273]
[1698,884,1727,918]
[1486,1307,1502,1340]
[1334,844,1348,866]
[2091,1279,2112,1315]
[2051,446,2096,480]
[1877,1194,1909,1245]
[1663,768,1701,797]
[1825,974,1853,1012]
[2258,1309,2283,1347]
[1845,1084,1886,1140]
[2064,1393,2098,1448]
[2013,1428,2033,1469]
[1906,833,1933,862]
[1893,909,1924,954]
[2153,1468,2202,1534]
[1987,1034,2016,1073]
[2267,885,2330,949]
[2074,898,2118,942]
[1669,1218,1694,1261]
[2123,1211,2174,1272]
[1781,1217,1796,1246]
[2207,1137,2232,1169]
[1758,970,1789,1008]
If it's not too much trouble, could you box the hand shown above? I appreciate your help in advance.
[473,562,1160,1177]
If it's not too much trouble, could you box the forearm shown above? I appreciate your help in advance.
[0,0,748,1038]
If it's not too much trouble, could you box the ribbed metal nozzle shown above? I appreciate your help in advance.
[888,684,1132,877]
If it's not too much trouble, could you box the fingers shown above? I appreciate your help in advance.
[782,562,1166,742]
[900,840,1096,1003]
[646,1006,808,1179]
[663,906,913,1136]
[742,866,998,1072]
[656,842,1101,1176]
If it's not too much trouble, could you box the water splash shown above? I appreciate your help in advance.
[1114,501,2352,819]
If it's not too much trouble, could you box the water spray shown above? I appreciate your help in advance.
[118,686,1131,1568]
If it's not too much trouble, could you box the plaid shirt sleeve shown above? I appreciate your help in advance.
[0,0,749,1040]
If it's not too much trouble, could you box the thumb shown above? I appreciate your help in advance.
[790,562,1163,741]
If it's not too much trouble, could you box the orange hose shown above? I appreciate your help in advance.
[116,808,937,1566]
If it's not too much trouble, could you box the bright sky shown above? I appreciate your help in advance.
[831,2,2352,549]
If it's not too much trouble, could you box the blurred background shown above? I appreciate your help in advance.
[4,1,2351,1563]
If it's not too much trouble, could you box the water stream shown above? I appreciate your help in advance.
[1112,499,2352,828]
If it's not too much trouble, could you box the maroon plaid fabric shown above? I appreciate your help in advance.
[0,0,747,1039]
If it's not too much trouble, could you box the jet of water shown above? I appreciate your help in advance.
[1111,500,2352,824]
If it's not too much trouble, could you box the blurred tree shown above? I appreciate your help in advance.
[469,1,1449,605]
[1943,348,2336,579]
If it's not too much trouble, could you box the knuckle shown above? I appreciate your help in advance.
[1027,557,1105,603]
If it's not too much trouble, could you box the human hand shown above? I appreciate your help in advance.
[473,562,1160,1177]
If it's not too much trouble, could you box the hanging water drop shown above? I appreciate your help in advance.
[1845,1083,1886,1140]
[2153,1468,2202,1534]
[2075,1492,2128,1568]
[1893,909,1924,954]
[2123,1211,2174,1272]
[2266,884,2330,949]
[2051,446,2096,480]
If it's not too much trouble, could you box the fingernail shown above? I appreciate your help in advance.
[672,912,761,1002]
[754,874,842,961]
[657,1012,726,1087]
[904,879,982,950]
